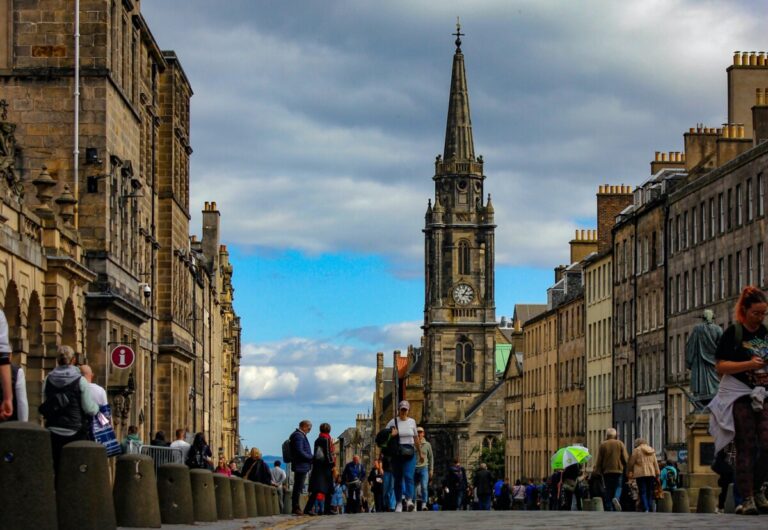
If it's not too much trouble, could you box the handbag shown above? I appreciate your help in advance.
[91,404,121,457]
[653,477,664,500]
[314,443,326,462]
[395,417,415,457]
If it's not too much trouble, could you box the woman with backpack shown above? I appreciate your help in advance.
[385,400,420,512]
[710,286,768,515]
[185,432,213,470]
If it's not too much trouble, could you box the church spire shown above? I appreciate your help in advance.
[443,18,475,162]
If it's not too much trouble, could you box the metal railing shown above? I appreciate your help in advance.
[139,445,184,473]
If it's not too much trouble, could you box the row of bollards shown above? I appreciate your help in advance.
[0,422,283,529]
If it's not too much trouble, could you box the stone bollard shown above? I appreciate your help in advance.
[57,441,116,530]
[0,422,57,530]
[282,487,292,514]
[657,491,673,513]
[724,483,735,514]
[672,488,690,513]
[696,486,717,513]
[244,480,258,517]
[230,476,248,519]
[254,482,269,516]
[157,463,194,524]
[271,486,281,515]
[113,453,161,527]
[213,473,233,520]
[189,469,218,522]
[589,497,603,511]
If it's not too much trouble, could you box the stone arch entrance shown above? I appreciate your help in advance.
[24,291,45,420]
[62,298,76,355]
[2,280,22,353]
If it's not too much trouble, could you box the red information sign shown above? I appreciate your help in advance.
[111,345,135,369]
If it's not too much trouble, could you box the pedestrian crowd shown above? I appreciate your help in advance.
[1,286,767,517]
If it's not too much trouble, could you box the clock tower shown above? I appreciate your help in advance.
[422,24,498,438]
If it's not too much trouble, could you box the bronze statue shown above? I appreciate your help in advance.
[686,309,723,403]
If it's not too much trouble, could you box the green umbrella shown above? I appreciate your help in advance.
[551,445,591,470]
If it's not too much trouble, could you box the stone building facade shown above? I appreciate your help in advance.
[0,0,240,456]
[521,307,557,479]
[584,185,631,459]
[584,250,612,461]
[612,208,637,445]
[556,291,586,449]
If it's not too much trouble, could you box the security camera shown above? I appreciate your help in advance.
[140,283,151,298]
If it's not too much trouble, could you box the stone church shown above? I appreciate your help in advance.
[419,28,504,475]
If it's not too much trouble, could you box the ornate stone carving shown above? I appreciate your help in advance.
[0,103,24,199]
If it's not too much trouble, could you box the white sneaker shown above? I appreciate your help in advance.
[612,498,622,512]
[421,504,429,511]
[406,499,415,512]
[395,502,403,513]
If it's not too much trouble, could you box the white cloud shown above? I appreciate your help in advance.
[239,366,299,400]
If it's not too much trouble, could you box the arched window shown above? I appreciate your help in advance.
[458,240,470,275]
[455,339,474,382]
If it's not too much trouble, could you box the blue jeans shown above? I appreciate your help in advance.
[392,447,416,504]
[637,476,655,512]
[383,471,396,510]
[602,473,622,511]
[414,466,429,504]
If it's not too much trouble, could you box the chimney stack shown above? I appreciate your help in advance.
[202,201,221,273]
[596,184,633,254]
[753,87,768,145]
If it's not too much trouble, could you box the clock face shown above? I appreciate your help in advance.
[453,283,475,305]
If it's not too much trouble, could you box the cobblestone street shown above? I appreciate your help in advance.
[120,511,768,529]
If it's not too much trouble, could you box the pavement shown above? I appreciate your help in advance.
[120,510,768,529]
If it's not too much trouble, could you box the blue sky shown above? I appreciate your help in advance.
[141,0,765,455]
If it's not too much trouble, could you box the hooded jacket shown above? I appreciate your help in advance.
[627,443,660,478]
[42,365,98,436]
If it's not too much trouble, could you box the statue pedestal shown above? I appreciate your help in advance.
[684,413,719,510]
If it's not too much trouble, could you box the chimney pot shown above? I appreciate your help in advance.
[655,151,660,161]
[750,51,758,66]
[738,124,745,138]
[759,52,767,66]
[734,51,742,65]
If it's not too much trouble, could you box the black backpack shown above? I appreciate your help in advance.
[186,447,209,469]
[375,428,398,457]
[282,438,293,464]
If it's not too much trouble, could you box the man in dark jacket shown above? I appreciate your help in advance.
[342,454,366,514]
[473,463,493,510]
[41,345,98,473]
[289,420,313,515]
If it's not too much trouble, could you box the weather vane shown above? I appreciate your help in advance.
[453,16,464,52]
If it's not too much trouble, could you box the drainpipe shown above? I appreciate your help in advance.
[73,0,80,228]
[149,62,158,435]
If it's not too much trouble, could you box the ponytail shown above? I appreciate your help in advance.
[733,285,768,323]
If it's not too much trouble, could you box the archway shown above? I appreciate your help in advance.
[2,281,22,352]
[25,291,45,421]
[62,298,77,357]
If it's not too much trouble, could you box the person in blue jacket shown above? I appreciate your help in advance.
[289,420,314,515]
[342,455,367,514]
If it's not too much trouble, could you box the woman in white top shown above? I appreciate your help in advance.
[385,400,420,512]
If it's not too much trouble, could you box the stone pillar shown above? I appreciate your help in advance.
[0,422,57,529]
[113,454,161,527]
[213,473,233,520]
[672,488,690,513]
[57,441,116,530]
[696,486,716,513]
[189,469,217,522]
[157,463,194,524]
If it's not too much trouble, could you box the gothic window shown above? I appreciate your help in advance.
[458,240,470,275]
[455,339,474,382]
